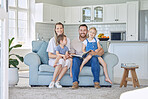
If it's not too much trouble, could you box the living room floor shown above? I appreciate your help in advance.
[9,71,148,99]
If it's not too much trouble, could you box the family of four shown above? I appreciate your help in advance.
[46,22,112,89]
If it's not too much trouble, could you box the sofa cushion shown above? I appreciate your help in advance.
[39,64,55,73]
[39,64,104,76]
[37,41,48,64]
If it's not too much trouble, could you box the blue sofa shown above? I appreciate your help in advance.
[24,41,118,87]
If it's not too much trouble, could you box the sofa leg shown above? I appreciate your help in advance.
[100,85,112,87]
[31,85,38,87]
[31,85,49,87]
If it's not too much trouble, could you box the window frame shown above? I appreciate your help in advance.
[8,0,30,47]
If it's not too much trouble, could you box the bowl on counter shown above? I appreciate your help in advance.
[98,38,109,41]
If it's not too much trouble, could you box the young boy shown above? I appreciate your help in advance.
[54,34,72,77]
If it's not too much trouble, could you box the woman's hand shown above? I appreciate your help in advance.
[57,54,62,58]
[62,55,66,60]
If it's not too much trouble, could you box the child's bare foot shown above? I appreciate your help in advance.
[105,78,112,84]
[53,64,57,68]
[70,72,72,78]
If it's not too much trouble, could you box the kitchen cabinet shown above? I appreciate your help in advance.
[58,6,65,23]
[81,5,104,23]
[126,1,139,41]
[64,7,81,24]
[35,3,64,23]
[35,3,50,22]
[104,3,127,23]
[50,5,59,23]
[140,0,148,10]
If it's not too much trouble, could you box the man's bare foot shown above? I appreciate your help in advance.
[70,72,72,78]
[105,78,112,84]
[53,64,57,68]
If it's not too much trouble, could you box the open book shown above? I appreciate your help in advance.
[71,50,91,58]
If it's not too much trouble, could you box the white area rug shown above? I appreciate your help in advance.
[9,71,147,99]
[9,84,147,99]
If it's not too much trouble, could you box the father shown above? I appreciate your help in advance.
[70,24,104,89]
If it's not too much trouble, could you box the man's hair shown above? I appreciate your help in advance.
[79,24,88,30]
[57,34,66,45]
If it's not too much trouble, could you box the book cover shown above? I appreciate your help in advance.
[71,50,91,58]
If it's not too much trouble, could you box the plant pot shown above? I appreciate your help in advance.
[9,68,19,87]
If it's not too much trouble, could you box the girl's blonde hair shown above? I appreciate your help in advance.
[89,27,97,33]
[54,22,64,46]
[87,27,97,38]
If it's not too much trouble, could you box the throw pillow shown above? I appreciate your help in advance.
[37,41,48,64]
[32,41,44,53]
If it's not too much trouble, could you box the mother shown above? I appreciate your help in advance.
[46,22,70,88]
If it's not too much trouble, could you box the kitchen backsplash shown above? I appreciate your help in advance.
[36,23,55,41]
[36,23,126,41]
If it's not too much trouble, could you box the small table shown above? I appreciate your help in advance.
[120,66,140,88]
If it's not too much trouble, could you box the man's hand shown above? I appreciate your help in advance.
[89,48,104,56]
[97,48,104,56]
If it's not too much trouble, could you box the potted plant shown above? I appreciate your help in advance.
[9,37,24,87]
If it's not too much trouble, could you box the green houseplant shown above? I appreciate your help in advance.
[9,37,24,68]
[9,37,24,87]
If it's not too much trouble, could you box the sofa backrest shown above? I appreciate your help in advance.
[100,41,109,53]
[32,40,109,64]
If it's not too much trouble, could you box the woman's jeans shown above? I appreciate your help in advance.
[72,56,100,83]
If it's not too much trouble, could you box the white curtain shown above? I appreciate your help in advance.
[0,0,8,99]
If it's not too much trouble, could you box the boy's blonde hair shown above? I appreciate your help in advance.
[89,27,97,34]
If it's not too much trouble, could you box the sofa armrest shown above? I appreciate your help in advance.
[24,52,41,85]
[24,52,41,66]
[102,52,119,68]
[102,52,119,84]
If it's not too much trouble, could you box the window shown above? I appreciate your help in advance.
[8,0,29,46]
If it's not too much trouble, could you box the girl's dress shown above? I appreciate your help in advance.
[83,38,100,58]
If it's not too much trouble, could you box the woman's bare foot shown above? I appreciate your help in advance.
[105,78,112,84]
[70,72,72,78]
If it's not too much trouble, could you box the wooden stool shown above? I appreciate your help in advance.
[120,66,140,88]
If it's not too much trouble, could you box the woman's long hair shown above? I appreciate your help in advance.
[54,22,64,46]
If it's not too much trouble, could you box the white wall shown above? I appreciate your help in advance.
[11,49,31,71]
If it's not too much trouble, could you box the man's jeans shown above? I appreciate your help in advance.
[72,56,100,83]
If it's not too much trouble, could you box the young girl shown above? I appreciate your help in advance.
[53,34,72,78]
[80,27,112,84]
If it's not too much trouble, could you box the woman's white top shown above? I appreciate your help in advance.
[46,37,70,66]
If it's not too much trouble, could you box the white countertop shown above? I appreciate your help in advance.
[101,41,148,43]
